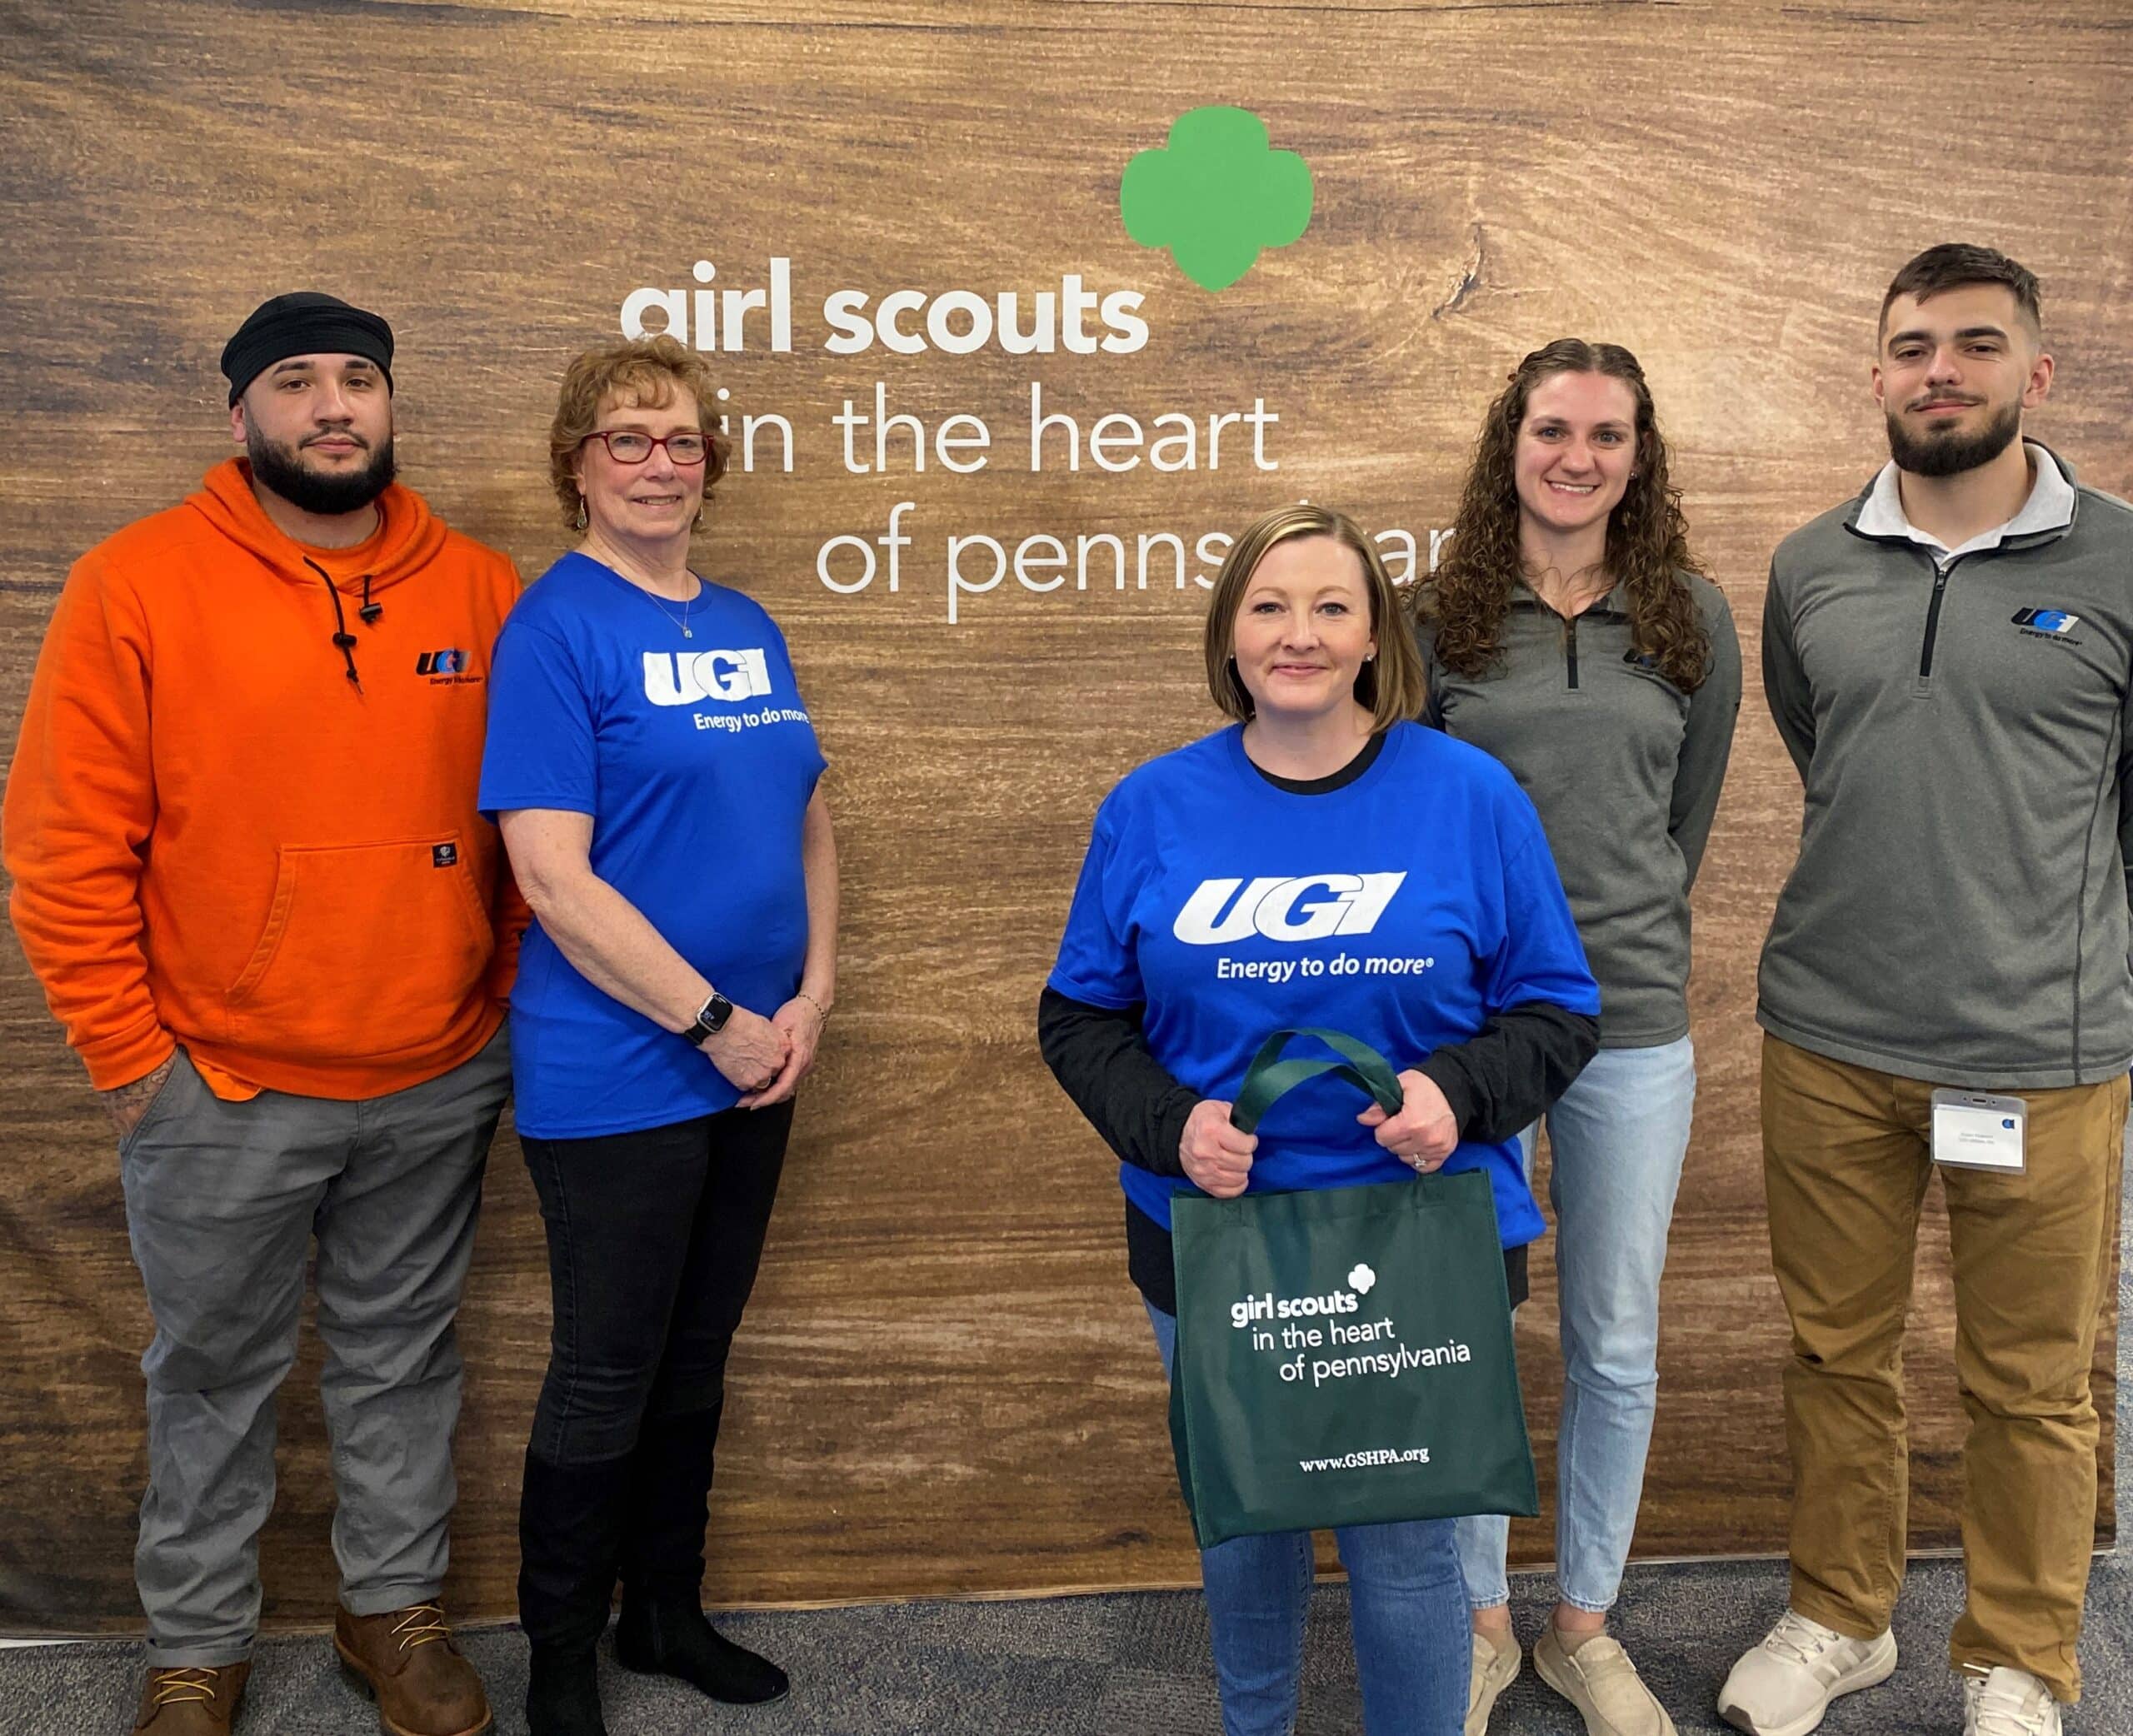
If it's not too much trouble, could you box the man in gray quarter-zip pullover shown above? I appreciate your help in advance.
[1759,442,2131,1087]
[1721,245,2130,1736]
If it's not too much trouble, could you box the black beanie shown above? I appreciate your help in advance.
[220,292,395,405]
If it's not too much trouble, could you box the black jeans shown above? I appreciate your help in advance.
[522,1100,793,1466]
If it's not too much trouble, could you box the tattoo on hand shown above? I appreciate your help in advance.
[106,1058,174,1130]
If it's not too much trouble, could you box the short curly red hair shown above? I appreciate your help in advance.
[547,335,732,528]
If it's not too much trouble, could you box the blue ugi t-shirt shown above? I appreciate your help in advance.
[1048,722,1599,1247]
[478,552,826,1139]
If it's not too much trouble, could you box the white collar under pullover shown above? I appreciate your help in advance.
[1855,437,2076,562]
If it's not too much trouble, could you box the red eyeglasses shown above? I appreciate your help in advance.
[579,431,711,466]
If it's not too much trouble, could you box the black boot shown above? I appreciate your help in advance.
[519,1449,634,1736]
[612,1407,790,1706]
[527,1645,606,1736]
[614,1595,790,1705]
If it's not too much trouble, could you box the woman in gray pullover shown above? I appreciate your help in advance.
[1409,339,1741,1736]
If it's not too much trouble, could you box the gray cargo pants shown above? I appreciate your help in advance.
[117,1025,511,1666]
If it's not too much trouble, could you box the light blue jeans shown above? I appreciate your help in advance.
[1453,1036,1696,1615]
[1148,1303,1469,1736]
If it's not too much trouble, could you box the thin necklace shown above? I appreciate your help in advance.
[587,537,702,638]
[633,573,701,639]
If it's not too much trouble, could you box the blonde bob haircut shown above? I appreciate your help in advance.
[1203,504,1427,731]
[547,335,732,529]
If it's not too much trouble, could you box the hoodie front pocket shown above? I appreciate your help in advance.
[226,836,492,1061]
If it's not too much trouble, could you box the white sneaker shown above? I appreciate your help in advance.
[1716,1609,1897,1736]
[1466,1628,1521,1736]
[1964,1667,2063,1735]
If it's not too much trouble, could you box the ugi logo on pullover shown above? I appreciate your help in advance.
[2011,606,2081,637]
[1173,873,1406,945]
[643,649,773,706]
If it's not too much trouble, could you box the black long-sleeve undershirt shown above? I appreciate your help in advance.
[1037,990,1201,1180]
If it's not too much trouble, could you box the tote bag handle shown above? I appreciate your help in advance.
[1228,1027,1405,1135]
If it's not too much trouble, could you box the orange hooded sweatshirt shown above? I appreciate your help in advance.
[4,458,525,1100]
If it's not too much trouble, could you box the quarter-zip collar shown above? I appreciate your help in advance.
[1508,579,1625,618]
[1509,580,1621,691]
[1844,440,2079,559]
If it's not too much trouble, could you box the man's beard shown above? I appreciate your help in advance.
[247,427,397,516]
[1884,397,2021,479]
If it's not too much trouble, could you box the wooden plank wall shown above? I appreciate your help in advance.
[2,0,2128,1629]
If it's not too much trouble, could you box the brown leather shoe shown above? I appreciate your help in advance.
[334,1604,493,1736]
[133,1663,250,1733]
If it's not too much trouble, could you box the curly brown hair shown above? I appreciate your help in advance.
[547,335,732,530]
[1411,338,1711,691]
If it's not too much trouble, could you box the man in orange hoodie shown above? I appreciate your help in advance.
[4,293,522,1736]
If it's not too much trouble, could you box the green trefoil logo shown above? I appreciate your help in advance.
[1120,106,1314,292]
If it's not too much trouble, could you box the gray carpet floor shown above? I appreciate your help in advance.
[9,1145,2128,1735]
[7,1549,2130,1736]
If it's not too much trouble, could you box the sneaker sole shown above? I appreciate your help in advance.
[1715,1633,1898,1736]
[333,1645,496,1736]
[1532,1639,1678,1736]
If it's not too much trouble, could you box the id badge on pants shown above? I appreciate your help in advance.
[1930,1090,2027,1174]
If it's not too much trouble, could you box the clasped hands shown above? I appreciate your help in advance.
[700,995,826,1108]
[1178,1067,1459,1200]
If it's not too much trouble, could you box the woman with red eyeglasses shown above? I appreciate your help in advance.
[480,336,837,1736]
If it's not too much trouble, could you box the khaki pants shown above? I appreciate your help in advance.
[1760,1034,2126,1702]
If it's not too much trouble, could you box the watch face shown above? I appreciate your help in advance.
[683,994,729,1043]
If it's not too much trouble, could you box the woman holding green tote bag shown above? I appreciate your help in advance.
[1040,503,1601,1736]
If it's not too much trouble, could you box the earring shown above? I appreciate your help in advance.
[692,507,704,531]
[1365,651,1376,661]
[574,496,587,531]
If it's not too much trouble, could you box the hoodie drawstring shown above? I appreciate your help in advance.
[305,558,363,693]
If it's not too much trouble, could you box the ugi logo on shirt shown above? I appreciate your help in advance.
[2011,607,2081,635]
[1173,873,1406,945]
[643,649,773,706]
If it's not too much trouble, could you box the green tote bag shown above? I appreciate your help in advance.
[1166,1028,1539,1549]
